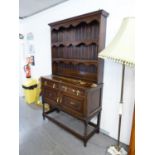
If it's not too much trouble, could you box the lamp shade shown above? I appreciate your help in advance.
[98,17,135,67]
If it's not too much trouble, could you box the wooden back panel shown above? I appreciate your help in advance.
[49,10,109,83]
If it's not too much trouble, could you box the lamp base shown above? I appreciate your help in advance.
[107,145,127,155]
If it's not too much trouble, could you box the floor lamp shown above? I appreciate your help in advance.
[98,17,135,154]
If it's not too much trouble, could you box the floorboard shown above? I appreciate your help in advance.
[19,97,128,155]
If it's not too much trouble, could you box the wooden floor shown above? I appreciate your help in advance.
[19,97,128,155]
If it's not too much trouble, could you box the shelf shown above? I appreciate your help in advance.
[53,58,98,65]
[45,111,97,137]
[52,40,98,47]
[49,10,108,84]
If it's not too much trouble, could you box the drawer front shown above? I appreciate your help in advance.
[60,94,84,116]
[42,79,59,90]
[60,84,85,97]
[43,87,59,104]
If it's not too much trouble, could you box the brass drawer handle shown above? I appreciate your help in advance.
[53,83,56,88]
[70,101,75,105]
[62,86,67,91]
[72,89,75,93]
[76,90,80,96]
[56,97,59,103]
[60,97,62,103]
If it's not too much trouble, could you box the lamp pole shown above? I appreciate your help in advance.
[117,63,125,150]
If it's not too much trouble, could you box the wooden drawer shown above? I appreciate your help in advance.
[42,79,59,90]
[60,84,85,97]
[60,93,84,116]
[43,87,59,104]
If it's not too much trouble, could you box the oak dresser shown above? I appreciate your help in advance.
[41,10,109,146]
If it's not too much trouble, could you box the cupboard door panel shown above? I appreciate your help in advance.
[43,87,60,104]
[60,93,84,117]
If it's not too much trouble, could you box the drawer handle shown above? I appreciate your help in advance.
[72,89,75,93]
[56,97,59,103]
[53,83,56,88]
[44,81,47,86]
[76,90,80,96]
[70,101,75,105]
[62,86,67,91]
[60,97,62,103]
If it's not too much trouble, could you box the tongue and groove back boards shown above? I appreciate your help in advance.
[48,10,109,84]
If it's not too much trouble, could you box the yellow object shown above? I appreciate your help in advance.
[35,80,41,104]
[22,79,38,104]
[35,81,49,110]
[35,100,50,111]
[22,78,50,110]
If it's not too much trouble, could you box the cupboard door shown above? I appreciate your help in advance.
[43,87,60,105]
[59,93,84,117]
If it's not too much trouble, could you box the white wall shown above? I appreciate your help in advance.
[19,20,26,96]
[20,0,135,145]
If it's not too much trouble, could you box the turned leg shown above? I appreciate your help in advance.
[42,98,45,120]
[96,111,101,133]
[84,120,88,147]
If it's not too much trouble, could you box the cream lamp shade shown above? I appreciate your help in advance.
[98,17,135,67]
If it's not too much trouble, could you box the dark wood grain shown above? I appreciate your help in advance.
[41,10,109,146]
[50,10,108,82]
